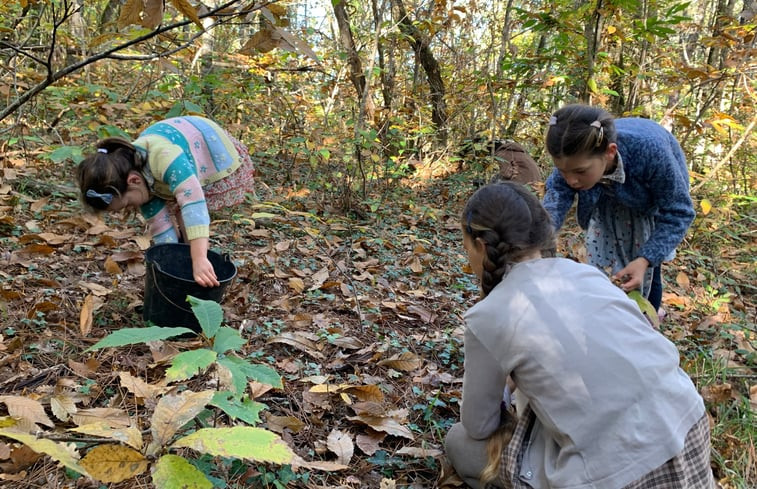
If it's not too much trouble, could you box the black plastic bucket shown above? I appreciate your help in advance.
[143,243,237,333]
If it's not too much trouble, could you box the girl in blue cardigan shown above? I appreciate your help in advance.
[542,104,695,315]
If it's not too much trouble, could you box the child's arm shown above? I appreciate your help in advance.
[190,237,220,287]
[460,329,509,440]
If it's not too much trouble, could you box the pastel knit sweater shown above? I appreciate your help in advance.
[542,118,695,267]
[135,116,240,243]
[462,257,704,489]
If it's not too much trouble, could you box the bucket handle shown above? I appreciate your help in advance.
[150,262,194,314]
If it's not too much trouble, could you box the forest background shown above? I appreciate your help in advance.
[0,0,754,488]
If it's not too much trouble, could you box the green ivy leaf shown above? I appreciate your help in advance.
[152,454,213,489]
[85,327,193,352]
[210,392,267,426]
[165,349,218,383]
[212,327,246,354]
[170,427,294,464]
[187,296,223,338]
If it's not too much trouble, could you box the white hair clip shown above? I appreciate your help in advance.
[548,115,558,126]
[590,120,604,147]
[97,148,108,154]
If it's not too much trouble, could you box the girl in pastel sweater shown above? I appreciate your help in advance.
[444,182,713,489]
[77,116,255,287]
[542,104,695,315]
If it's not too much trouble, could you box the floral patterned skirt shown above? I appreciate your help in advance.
[204,136,256,211]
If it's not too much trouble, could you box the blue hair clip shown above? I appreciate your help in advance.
[86,189,114,205]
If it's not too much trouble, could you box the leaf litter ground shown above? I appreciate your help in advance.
[0,157,754,488]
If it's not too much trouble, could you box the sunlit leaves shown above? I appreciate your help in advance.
[170,427,294,464]
[152,454,213,489]
[0,423,89,476]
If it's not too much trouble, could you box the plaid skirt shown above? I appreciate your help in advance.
[497,410,714,489]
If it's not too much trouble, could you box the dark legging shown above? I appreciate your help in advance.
[649,265,662,310]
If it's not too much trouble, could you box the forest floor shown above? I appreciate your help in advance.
[0,153,755,488]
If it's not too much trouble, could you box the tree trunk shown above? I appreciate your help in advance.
[390,0,448,143]
[332,0,374,119]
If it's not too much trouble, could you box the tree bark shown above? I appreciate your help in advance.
[390,0,448,143]
[332,0,374,119]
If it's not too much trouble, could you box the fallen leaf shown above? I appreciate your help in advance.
[378,351,423,372]
[80,294,94,337]
[0,396,54,428]
[104,256,122,275]
[356,431,385,455]
[80,444,148,483]
[396,446,443,458]
[676,271,690,289]
[326,429,354,465]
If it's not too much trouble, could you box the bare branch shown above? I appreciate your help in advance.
[0,0,267,122]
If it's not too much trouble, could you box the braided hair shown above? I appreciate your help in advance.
[462,182,555,296]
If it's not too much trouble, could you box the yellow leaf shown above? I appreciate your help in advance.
[0,427,89,476]
[168,0,204,29]
[118,371,167,400]
[69,422,144,450]
[700,199,712,215]
[80,444,148,483]
[80,294,94,337]
[606,25,617,34]
[51,394,77,423]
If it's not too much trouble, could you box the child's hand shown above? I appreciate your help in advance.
[193,256,220,287]
[189,237,220,287]
[612,257,649,292]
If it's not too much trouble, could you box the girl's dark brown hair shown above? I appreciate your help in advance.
[462,181,555,296]
[545,104,616,159]
[76,137,146,211]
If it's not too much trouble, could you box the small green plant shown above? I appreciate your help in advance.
[0,296,293,488]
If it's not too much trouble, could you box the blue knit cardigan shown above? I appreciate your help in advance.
[542,117,695,267]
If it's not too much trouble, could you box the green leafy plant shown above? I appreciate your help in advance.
[0,297,292,488]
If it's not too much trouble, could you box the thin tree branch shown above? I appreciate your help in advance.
[0,0,257,122]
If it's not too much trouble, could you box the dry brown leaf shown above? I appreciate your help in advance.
[69,423,143,451]
[169,0,204,29]
[37,232,68,245]
[265,415,305,434]
[409,255,423,273]
[104,256,122,275]
[343,385,385,403]
[79,294,94,337]
[80,444,148,483]
[378,351,423,372]
[288,277,305,293]
[50,394,78,422]
[326,429,354,465]
[141,0,164,29]
[356,431,385,455]
[267,332,324,359]
[72,408,131,428]
[146,390,214,455]
[408,304,436,323]
[0,395,54,428]
[78,281,111,296]
[700,383,734,404]
[675,271,691,289]
[395,446,443,458]
[347,414,414,440]
[291,454,348,472]
[119,372,167,400]
[117,0,143,29]
[309,267,330,290]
